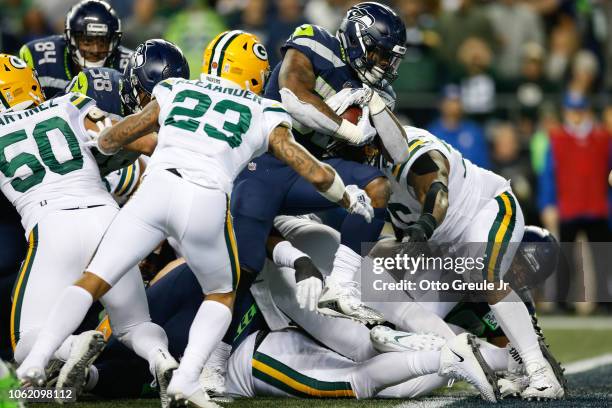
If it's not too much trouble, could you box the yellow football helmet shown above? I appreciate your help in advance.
[202,30,270,95]
[0,54,44,112]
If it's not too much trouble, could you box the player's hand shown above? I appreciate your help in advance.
[86,116,113,140]
[325,87,373,114]
[354,106,376,145]
[294,257,324,311]
[85,117,116,155]
[345,184,374,223]
[402,223,429,243]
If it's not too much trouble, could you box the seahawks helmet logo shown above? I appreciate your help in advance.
[133,44,146,68]
[347,8,375,28]
[9,56,27,69]
[253,43,268,61]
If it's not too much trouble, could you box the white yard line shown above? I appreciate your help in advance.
[564,353,612,375]
[393,397,466,407]
[539,316,612,330]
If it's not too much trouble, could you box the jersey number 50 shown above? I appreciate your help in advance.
[0,117,83,192]
[164,90,252,148]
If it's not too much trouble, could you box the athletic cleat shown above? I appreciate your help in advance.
[168,389,221,408]
[18,366,46,388]
[317,278,384,324]
[537,334,568,396]
[498,373,529,398]
[369,325,446,353]
[199,365,232,403]
[438,333,499,402]
[55,330,105,403]
[153,349,179,408]
[521,360,565,400]
[45,359,64,387]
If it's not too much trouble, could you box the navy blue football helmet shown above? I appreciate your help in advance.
[508,226,560,291]
[65,0,122,68]
[121,39,190,113]
[337,2,407,86]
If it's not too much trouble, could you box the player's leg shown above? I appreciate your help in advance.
[17,175,170,386]
[465,191,563,399]
[166,183,237,405]
[282,158,388,323]
[11,216,87,365]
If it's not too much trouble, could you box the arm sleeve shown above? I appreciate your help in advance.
[19,44,34,69]
[151,78,177,126]
[261,101,294,154]
[537,144,557,211]
[371,109,409,163]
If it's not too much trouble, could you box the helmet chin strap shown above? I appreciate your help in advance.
[74,49,106,68]
[357,65,385,86]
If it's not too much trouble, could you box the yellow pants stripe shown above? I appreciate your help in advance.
[486,193,514,281]
[10,228,37,350]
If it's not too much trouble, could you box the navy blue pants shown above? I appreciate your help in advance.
[92,263,266,398]
[231,153,385,273]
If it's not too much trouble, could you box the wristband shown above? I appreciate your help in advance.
[335,119,363,144]
[319,173,345,202]
[272,241,308,268]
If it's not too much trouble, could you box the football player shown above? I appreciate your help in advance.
[19,0,131,98]
[66,39,190,204]
[368,125,565,400]
[230,1,410,325]
[0,54,175,404]
[17,31,374,408]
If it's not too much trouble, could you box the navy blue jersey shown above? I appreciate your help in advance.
[65,67,138,175]
[264,24,396,157]
[19,35,132,98]
[65,67,125,116]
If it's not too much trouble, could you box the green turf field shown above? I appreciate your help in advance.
[27,318,612,407]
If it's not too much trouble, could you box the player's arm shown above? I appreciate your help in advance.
[268,125,373,220]
[279,49,372,145]
[404,150,450,242]
[367,93,409,163]
[94,99,160,155]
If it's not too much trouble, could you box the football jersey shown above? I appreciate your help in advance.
[148,75,292,194]
[264,24,396,157]
[65,67,125,116]
[380,126,510,242]
[19,35,132,98]
[0,93,117,235]
[65,67,140,175]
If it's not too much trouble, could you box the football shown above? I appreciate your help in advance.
[340,105,362,124]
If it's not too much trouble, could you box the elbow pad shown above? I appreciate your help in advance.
[279,88,340,136]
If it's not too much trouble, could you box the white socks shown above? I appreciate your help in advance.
[170,300,232,396]
[204,341,232,372]
[477,340,509,372]
[17,286,93,377]
[353,350,440,398]
[489,292,544,372]
[54,335,76,362]
[329,244,361,283]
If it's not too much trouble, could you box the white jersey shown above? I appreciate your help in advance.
[0,93,116,235]
[148,75,292,193]
[379,126,509,242]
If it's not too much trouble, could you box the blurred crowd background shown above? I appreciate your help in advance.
[1,0,611,313]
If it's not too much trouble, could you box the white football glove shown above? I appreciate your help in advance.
[354,105,376,146]
[85,117,116,155]
[325,87,373,115]
[345,184,374,223]
[296,276,323,312]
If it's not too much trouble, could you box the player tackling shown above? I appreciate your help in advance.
[16,31,374,408]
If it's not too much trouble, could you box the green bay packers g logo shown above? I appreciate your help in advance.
[9,56,27,69]
[253,43,268,61]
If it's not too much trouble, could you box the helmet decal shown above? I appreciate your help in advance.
[253,43,268,61]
